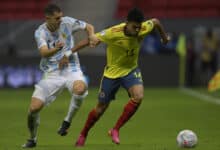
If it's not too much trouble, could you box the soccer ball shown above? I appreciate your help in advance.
[176,129,198,148]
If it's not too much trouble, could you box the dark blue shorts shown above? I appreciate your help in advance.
[98,68,143,103]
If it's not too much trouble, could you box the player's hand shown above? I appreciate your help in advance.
[59,55,69,69]
[89,34,99,47]
[161,34,171,44]
[55,41,64,51]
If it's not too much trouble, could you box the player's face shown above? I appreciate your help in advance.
[46,11,63,31]
[125,22,142,37]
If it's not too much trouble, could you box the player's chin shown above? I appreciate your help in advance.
[131,32,139,37]
[132,33,138,37]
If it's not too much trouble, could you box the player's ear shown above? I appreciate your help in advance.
[45,16,50,21]
[125,21,129,25]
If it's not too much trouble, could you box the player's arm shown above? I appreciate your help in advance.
[39,41,64,57]
[71,26,112,53]
[63,38,100,58]
[63,25,106,58]
[60,38,100,69]
[85,23,95,38]
[71,37,101,53]
[151,18,170,44]
[61,39,90,69]
[63,39,89,57]
[71,38,89,53]
[85,23,99,47]
[60,35,101,69]
[63,36,101,60]
[35,30,64,57]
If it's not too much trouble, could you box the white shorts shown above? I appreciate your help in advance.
[32,69,87,105]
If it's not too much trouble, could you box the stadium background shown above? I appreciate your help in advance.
[1,0,220,150]
[0,0,220,87]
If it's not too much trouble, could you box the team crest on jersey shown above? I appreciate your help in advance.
[99,91,105,98]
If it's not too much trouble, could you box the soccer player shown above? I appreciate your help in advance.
[61,8,170,146]
[22,4,98,148]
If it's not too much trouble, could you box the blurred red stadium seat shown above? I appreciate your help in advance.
[115,0,220,18]
[0,0,49,20]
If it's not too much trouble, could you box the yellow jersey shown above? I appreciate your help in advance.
[96,20,154,78]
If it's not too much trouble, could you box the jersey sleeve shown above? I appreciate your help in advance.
[34,29,47,49]
[139,20,154,37]
[95,28,113,43]
[64,16,87,32]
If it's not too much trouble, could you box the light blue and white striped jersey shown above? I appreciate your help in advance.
[34,16,87,73]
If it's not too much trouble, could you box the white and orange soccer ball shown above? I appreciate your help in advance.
[176,129,198,148]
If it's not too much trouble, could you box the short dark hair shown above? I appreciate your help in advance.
[44,4,61,16]
[127,8,144,23]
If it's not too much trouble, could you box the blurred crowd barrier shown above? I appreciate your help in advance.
[0,65,90,88]
[0,65,42,88]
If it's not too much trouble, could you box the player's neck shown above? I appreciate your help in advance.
[123,26,129,36]
[46,23,58,32]
[124,26,134,37]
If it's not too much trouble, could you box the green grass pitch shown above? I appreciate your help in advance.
[0,87,220,150]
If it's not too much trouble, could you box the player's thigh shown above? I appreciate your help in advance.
[32,75,65,105]
[65,71,88,95]
[98,76,120,103]
[121,68,144,102]
[128,84,144,103]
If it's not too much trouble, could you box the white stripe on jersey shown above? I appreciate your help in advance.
[34,16,86,73]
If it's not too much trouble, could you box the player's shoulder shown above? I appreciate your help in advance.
[141,19,154,32]
[35,23,45,31]
[62,16,77,23]
[142,19,154,26]
[61,16,86,28]
[109,23,125,33]
[97,23,124,36]
[35,23,46,37]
